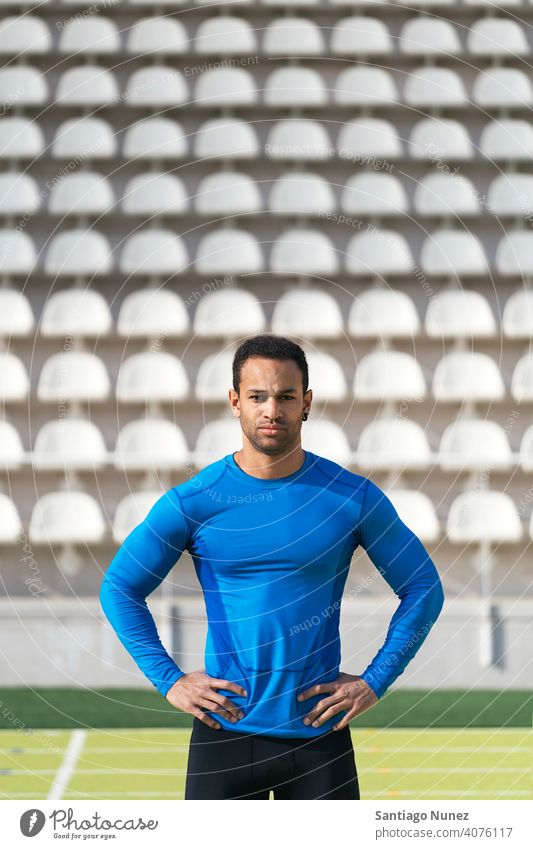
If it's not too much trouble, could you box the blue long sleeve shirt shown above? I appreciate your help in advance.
[100,451,444,738]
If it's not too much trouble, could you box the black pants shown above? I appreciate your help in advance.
[184,717,360,800]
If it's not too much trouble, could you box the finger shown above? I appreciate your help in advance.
[193,709,221,730]
[210,678,247,698]
[303,695,343,724]
[333,708,356,731]
[199,699,239,724]
[203,694,244,720]
[297,682,334,702]
[307,702,347,728]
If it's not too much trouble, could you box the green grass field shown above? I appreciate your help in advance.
[0,727,530,801]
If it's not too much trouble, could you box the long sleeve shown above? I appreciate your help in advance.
[99,487,191,697]
[356,479,445,700]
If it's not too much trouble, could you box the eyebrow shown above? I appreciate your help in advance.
[247,388,297,393]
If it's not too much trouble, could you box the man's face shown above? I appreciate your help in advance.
[229,357,312,456]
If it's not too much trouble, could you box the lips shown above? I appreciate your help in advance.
[259,426,285,433]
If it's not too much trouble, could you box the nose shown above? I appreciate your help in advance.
[262,396,282,420]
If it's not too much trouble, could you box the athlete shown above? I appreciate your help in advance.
[100,334,445,799]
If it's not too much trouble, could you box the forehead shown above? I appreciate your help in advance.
[240,357,301,388]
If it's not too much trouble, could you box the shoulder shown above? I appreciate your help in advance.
[307,451,370,496]
[172,455,229,502]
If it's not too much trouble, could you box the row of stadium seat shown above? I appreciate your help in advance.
[5,171,533,217]
[2,286,533,339]
[2,415,533,473]
[4,227,533,276]
[0,486,528,548]
[1,15,532,57]
[4,65,533,108]
[3,349,533,403]
[5,0,532,7]
[4,116,533,162]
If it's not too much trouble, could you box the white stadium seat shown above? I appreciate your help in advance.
[348,288,420,338]
[519,425,533,472]
[194,118,259,159]
[331,17,392,55]
[266,120,332,161]
[502,289,533,338]
[195,17,256,54]
[123,118,187,160]
[45,230,113,276]
[29,492,106,545]
[511,354,533,402]
[480,120,533,162]
[193,289,266,338]
[354,350,426,401]
[467,18,528,56]
[113,491,164,545]
[270,230,339,275]
[117,289,189,338]
[0,352,28,401]
[33,419,108,470]
[195,350,235,402]
[432,352,505,402]
[0,420,25,468]
[399,18,461,55]
[439,419,513,471]
[0,66,47,106]
[48,173,114,215]
[268,172,335,216]
[37,352,111,402]
[116,352,189,403]
[120,230,188,276]
[0,173,40,215]
[302,421,352,466]
[334,67,398,106]
[52,118,117,159]
[271,289,343,338]
[114,419,189,470]
[495,232,533,277]
[487,174,533,217]
[125,67,187,106]
[409,118,473,160]
[404,67,467,107]
[338,119,402,160]
[303,350,347,403]
[0,230,36,274]
[0,15,51,54]
[58,16,120,53]
[463,0,523,6]
[384,489,440,544]
[414,173,480,216]
[194,418,242,467]
[194,68,256,106]
[0,493,22,543]
[0,118,44,159]
[195,172,262,215]
[264,68,327,106]
[40,289,112,337]
[473,69,533,108]
[263,17,325,55]
[346,231,414,276]
[0,289,34,337]
[126,16,188,54]
[355,418,432,470]
[56,66,118,105]
[122,173,188,215]
[195,229,263,274]
[424,290,497,338]
[447,491,522,544]
[341,173,408,216]
[420,231,488,277]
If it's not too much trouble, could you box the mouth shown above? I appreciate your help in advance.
[258,426,285,434]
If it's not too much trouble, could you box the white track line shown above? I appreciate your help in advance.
[47,730,86,801]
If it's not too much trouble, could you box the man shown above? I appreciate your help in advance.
[100,334,444,800]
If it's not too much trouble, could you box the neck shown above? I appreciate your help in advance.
[234,444,305,480]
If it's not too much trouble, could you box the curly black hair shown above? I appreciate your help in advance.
[232,334,309,394]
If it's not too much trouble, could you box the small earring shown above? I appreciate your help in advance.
[302,412,309,421]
